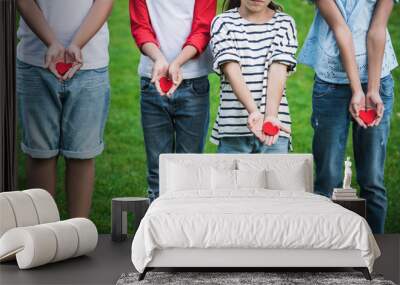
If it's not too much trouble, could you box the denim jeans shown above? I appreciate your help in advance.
[217,136,289,154]
[17,60,110,159]
[311,75,394,233]
[140,76,210,201]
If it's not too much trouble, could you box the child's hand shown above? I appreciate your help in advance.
[151,57,169,96]
[366,91,384,126]
[248,111,265,142]
[63,43,83,80]
[166,61,183,97]
[44,41,65,80]
[263,116,291,146]
[349,91,367,128]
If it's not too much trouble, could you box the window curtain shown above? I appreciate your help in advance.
[0,0,17,192]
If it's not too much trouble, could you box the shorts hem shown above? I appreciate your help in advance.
[61,143,105,159]
[21,143,59,159]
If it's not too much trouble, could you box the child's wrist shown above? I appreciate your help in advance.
[249,110,261,117]
[351,89,364,97]
[367,89,379,96]
[170,59,181,69]
[155,54,167,64]
[265,104,279,118]
[265,110,278,118]
[350,81,363,95]
[367,82,380,95]
[69,42,79,48]
[48,39,62,48]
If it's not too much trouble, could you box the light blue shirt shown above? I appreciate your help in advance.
[299,0,398,84]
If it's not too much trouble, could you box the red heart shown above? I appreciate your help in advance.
[159,77,173,93]
[262,122,280,136]
[359,109,377,125]
[56,62,73,76]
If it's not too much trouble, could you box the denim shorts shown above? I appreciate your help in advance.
[17,60,110,159]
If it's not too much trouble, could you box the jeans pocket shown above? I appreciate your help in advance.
[312,79,336,99]
[16,59,35,71]
[190,77,210,96]
[379,75,394,99]
[140,77,153,93]
[92,66,109,73]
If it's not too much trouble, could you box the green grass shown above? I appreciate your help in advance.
[17,0,400,233]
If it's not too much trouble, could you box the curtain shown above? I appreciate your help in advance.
[0,0,17,192]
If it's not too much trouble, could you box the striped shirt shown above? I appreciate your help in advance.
[210,8,298,145]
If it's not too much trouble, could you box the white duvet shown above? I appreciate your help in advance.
[131,190,380,273]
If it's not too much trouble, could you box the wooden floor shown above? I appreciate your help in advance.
[0,235,399,285]
[0,235,134,285]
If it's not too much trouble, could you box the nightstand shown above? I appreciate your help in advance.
[111,197,149,242]
[332,198,366,219]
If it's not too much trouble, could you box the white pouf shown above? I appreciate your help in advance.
[0,189,60,236]
[1,191,40,227]
[0,196,17,237]
[65,218,98,257]
[42,221,79,262]
[0,189,98,269]
[24,189,60,224]
[0,219,98,269]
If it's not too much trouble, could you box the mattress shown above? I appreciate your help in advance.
[131,190,380,273]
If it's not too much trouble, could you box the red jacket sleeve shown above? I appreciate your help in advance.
[129,0,159,49]
[183,0,217,55]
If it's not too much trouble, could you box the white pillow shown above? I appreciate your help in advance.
[238,159,309,191]
[236,169,267,189]
[211,168,237,191]
[266,167,307,191]
[167,163,211,191]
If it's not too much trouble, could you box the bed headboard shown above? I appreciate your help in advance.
[159,154,314,196]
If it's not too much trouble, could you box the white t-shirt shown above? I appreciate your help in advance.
[138,0,213,79]
[17,0,109,70]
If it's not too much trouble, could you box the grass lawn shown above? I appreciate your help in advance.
[17,0,400,233]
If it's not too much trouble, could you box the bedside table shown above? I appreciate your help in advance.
[111,197,149,242]
[332,198,366,219]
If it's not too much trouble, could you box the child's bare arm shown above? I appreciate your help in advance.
[167,0,216,95]
[130,0,168,95]
[16,0,64,79]
[223,62,259,114]
[64,0,113,79]
[222,62,265,142]
[70,0,113,50]
[141,43,169,95]
[264,63,291,146]
[166,45,198,96]
[16,0,56,46]
[366,0,394,126]
[316,0,366,128]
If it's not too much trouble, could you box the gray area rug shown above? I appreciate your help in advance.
[116,272,395,285]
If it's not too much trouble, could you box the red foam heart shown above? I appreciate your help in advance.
[359,109,377,125]
[159,77,173,93]
[262,122,280,136]
[56,62,73,76]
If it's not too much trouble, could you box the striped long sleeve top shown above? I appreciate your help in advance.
[210,8,298,145]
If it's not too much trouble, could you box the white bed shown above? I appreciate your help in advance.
[131,154,380,280]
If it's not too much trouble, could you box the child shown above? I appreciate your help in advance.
[210,0,297,153]
[130,0,217,201]
[16,0,113,217]
[299,0,398,233]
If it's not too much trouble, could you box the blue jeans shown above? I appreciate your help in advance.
[217,136,289,154]
[16,60,110,159]
[311,75,394,233]
[140,76,210,201]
